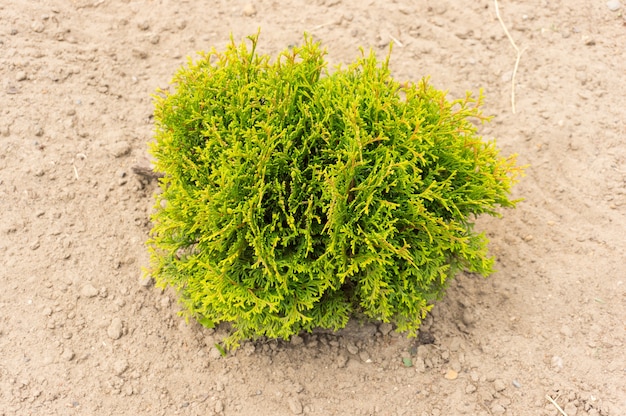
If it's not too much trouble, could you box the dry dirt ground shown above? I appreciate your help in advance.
[1,0,625,415]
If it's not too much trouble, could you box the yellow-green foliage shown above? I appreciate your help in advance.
[148,34,522,349]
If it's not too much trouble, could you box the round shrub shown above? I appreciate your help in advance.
[147,34,522,349]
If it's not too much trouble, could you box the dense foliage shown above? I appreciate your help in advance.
[147,34,522,349]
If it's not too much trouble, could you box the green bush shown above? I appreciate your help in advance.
[147,33,522,349]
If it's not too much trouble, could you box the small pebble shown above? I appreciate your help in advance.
[465,384,477,394]
[242,3,257,16]
[564,402,578,415]
[208,346,223,360]
[287,397,303,415]
[138,275,153,288]
[512,379,522,388]
[61,348,75,361]
[491,403,506,414]
[378,322,393,336]
[16,71,27,81]
[346,343,359,355]
[107,317,123,340]
[113,359,129,376]
[335,354,348,368]
[413,357,426,373]
[606,0,622,11]
[583,36,596,46]
[137,20,150,30]
[494,379,506,392]
[31,21,45,33]
[214,399,224,413]
[444,369,458,380]
[132,49,148,59]
[290,335,303,346]
[80,283,99,298]
[560,325,573,338]
[109,141,131,158]
[461,309,475,326]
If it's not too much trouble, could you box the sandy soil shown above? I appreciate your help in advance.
[1,0,625,415]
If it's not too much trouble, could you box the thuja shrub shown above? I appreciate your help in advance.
[147,34,522,349]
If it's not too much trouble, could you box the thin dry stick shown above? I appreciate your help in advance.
[389,35,404,47]
[312,22,334,30]
[494,0,524,113]
[545,395,568,416]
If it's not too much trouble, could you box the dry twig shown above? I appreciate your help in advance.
[389,35,404,47]
[545,394,568,416]
[494,0,525,113]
